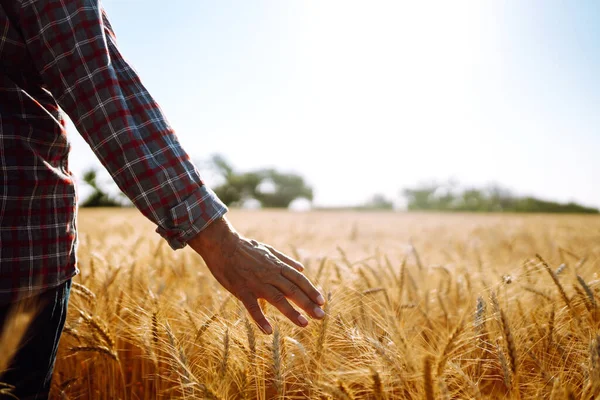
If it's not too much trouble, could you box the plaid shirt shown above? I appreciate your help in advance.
[0,0,227,303]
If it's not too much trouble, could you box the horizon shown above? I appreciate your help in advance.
[67,1,600,209]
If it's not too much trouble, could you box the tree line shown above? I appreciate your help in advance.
[80,156,598,214]
[402,182,598,214]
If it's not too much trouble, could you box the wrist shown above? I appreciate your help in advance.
[188,216,238,257]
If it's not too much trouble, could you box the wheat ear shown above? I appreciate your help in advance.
[423,356,435,400]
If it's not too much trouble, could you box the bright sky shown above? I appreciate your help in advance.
[68,0,600,208]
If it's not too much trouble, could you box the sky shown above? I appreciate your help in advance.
[68,0,600,208]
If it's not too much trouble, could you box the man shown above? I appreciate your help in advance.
[0,1,326,398]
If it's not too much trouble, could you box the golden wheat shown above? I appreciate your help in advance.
[25,209,599,399]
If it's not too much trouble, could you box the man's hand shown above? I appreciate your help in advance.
[188,217,326,334]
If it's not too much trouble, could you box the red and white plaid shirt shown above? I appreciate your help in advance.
[0,0,227,303]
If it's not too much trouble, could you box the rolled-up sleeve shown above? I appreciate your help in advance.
[16,0,227,249]
[156,185,227,249]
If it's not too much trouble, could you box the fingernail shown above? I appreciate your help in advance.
[314,307,325,318]
[316,294,325,305]
[297,314,308,326]
[261,324,273,335]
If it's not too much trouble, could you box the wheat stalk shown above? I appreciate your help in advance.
[195,313,218,343]
[69,346,118,361]
[437,319,465,376]
[577,275,597,310]
[315,257,328,282]
[496,340,512,390]
[536,254,574,315]
[80,311,114,349]
[498,308,518,376]
[523,286,553,302]
[547,307,555,353]
[337,380,355,400]
[71,282,97,306]
[423,356,435,400]
[219,328,230,378]
[315,293,331,364]
[272,326,283,398]
[370,368,383,400]
[244,315,257,365]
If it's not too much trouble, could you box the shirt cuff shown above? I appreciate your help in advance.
[156,185,228,250]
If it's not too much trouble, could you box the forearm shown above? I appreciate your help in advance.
[18,0,227,248]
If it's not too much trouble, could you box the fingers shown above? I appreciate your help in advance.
[240,292,272,334]
[236,238,325,332]
[281,264,325,306]
[263,286,309,328]
[271,275,326,320]
[263,244,305,272]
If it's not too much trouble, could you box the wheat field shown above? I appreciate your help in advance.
[46,209,600,399]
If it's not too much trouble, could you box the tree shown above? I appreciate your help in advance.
[210,154,235,180]
[362,194,394,210]
[402,183,438,210]
[209,155,313,208]
[458,188,487,211]
[80,168,124,207]
[253,169,313,208]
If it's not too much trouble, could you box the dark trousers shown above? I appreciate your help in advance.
[0,280,71,400]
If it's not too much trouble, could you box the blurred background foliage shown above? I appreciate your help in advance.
[402,181,598,213]
[80,155,597,213]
